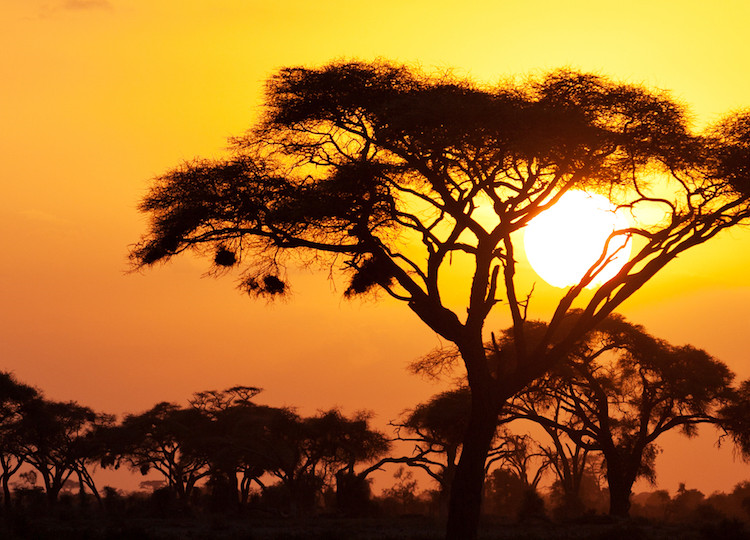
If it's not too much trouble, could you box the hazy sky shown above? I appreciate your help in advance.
[3,0,750,494]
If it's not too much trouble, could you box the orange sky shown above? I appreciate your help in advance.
[3,0,750,495]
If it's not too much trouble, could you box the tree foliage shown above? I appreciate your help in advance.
[132,61,750,353]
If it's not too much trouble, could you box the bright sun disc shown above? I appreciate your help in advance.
[523,191,631,288]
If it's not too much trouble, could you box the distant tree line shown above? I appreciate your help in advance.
[0,379,397,517]
[2,312,750,526]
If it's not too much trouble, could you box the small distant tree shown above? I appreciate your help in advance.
[306,409,390,482]
[493,433,549,491]
[483,467,528,519]
[189,385,262,413]
[631,489,671,521]
[199,402,300,507]
[378,466,429,515]
[531,398,599,518]
[669,483,707,522]
[308,408,390,514]
[711,481,750,522]
[256,408,390,516]
[16,399,112,505]
[482,436,550,521]
[100,402,212,504]
[185,386,264,508]
[545,453,607,519]
[131,60,750,539]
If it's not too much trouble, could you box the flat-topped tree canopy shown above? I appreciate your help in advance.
[130,60,750,540]
[133,61,749,360]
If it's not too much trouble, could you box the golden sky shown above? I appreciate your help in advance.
[3,0,750,494]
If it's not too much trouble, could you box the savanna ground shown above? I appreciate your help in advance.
[2,514,747,540]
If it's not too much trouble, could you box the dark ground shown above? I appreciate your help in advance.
[1,515,748,540]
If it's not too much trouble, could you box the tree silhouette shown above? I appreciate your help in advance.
[185,385,265,508]
[255,408,390,516]
[546,458,607,519]
[304,408,391,515]
[717,379,750,458]
[100,402,212,504]
[535,413,604,519]
[479,431,552,522]
[511,313,735,516]
[131,60,750,539]
[16,398,112,505]
[173,389,392,516]
[189,385,262,413]
[0,372,38,508]
[483,467,529,519]
[493,433,550,492]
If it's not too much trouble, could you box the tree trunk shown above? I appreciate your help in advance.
[230,471,240,506]
[437,457,456,519]
[78,469,103,508]
[608,484,631,517]
[40,471,60,506]
[606,461,634,517]
[77,472,88,507]
[46,486,61,506]
[445,392,499,540]
[2,474,11,509]
[240,474,251,505]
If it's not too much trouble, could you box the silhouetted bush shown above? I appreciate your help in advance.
[147,486,189,518]
[518,489,547,522]
[11,487,46,513]
[335,471,374,517]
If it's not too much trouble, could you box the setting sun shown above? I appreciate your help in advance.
[523,191,632,288]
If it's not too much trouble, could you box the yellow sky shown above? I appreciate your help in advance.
[3,0,750,494]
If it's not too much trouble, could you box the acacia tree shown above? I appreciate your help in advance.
[100,402,212,504]
[0,372,38,508]
[304,408,391,515]
[185,385,265,506]
[17,399,111,505]
[254,408,390,516]
[131,61,750,539]
[189,385,262,413]
[531,398,602,518]
[511,313,735,516]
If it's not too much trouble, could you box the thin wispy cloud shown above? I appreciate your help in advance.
[32,0,114,19]
[62,0,113,10]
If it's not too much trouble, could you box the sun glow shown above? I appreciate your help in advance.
[523,191,632,288]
